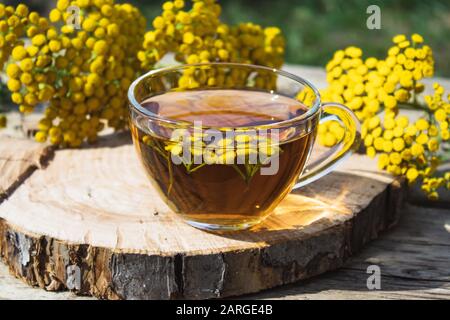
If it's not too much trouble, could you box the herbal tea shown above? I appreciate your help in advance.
[130,89,316,229]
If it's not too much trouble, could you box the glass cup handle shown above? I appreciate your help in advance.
[293,102,361,189]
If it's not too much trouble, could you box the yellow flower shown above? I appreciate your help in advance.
[392,126,403,138]
[93,40,108,55]
[49,9,61,22]
[20,72,32,85]
[427,138,439,151]
[394,89,410,102]
[366,99,380,113]
[35,131,47,143]
[404,125,417,136]
[427,191,439,201]
[372,127,382,138]
[174,0,184,9]
[345,46,362,58]
[365,57,378,69]
[6,64,21,78]
[401,149,412,161]
[49,40,61,52]
[13,4,28,17]
[406,168,419,183]
[374,137,384,150]
[393,34,406,44]
[377,153,389,169]
[218,49,229,60]
[7,79,21,92]
[364,134,373,147]
[388,46,400,56]
[383,117,396,130]
[411,144,424,156]
[382,140,393,152]
[11,45,27,60]
[153,16,165,29]
[404,48,416,59]
[82,18,97,32]
[186,54,199,64]
[416,133,429,145]
[398,40,410,49]
[383,129,393,140]
[384,95,397,109]
[411,33,424,44]
[389,152,402,165]
[11,93,23,104]
[396,53,406,65]
[434,109,447,122]
[320,132,337,147]
[366,146,376,158]
[183,32,195,44]
[392,138,405,151]
[368,116,380,129]
[395,116,409,128]
[31,34,46,47]
[415,118,429,131]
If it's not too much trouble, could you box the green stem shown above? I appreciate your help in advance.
[231,164,247,181]
[153,145,169,160]
[188,163,207,173]
[250,163,261,178]
[397,102,431,113]
[167,155,174,195]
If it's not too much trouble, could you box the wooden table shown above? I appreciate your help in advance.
[0,65,449,300]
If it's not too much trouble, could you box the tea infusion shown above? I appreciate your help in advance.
[130,90,316,228]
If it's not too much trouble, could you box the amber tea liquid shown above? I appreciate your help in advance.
[130,90,316,229]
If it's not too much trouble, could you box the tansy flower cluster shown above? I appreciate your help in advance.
[0,0,284,145]
[2,4,55,116]
[1,1,146,146]
[138,0,285,90]
[320,34,449,199]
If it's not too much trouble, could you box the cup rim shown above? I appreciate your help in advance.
[127,62,322,130]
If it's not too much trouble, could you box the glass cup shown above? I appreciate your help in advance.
[128,63,361,231]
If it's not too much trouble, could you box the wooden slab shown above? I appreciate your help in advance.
[0,133,406,299]
[2,203,448,300]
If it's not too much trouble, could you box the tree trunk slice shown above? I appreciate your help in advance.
[0,133,406,299]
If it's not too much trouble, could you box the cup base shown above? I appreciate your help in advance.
[185,219,262,231]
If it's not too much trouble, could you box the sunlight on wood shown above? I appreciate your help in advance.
[257,190,352,232]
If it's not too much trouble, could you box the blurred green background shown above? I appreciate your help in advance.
[4,0,450,76]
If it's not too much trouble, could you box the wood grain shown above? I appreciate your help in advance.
[244,204,450,300]
[0,132,405,299]
[0,137,53,202]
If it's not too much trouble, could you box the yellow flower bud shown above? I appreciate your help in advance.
[31,34,46,47]
[406,168,419,183]
[411,34,424,44]
[183,32,195,44]
[11,45,27,60]
[393,34,406,44]
[7,79,21,92]
[434,109,447,122]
